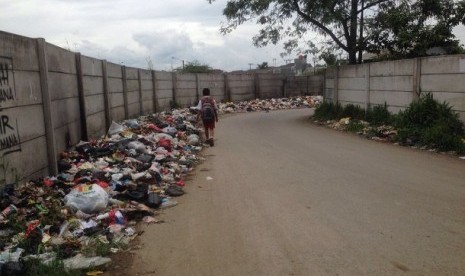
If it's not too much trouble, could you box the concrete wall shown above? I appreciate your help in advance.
[0,30,325,185]
[420,55,465,121]
[258,73,284,99]
[286,75,324,97]
[327,55,465,121]
[198,73,226,103]
[227,74,255,102]
[0,32,49,184]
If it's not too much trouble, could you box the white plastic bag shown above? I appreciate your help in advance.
[187,134,200,146]
[108,121,124,136]
[64,184,109,213]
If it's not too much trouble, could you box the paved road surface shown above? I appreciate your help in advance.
[126,109,465,276]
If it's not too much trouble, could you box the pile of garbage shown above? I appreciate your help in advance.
[0,96,323,274]
[218,96,322,114]
[316,117,398,142]
[0,109,203,274]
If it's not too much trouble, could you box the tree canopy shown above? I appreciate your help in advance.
[208,0,465,64]
[257,62,269,69]
[176,60,212,73]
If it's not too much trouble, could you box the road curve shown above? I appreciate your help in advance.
[126,109,465,276]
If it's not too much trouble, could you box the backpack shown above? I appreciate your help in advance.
[201,97,215,122]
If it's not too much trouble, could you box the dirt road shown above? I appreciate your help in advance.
[124,109,465,275]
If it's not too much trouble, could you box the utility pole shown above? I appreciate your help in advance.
[248,63,253,71]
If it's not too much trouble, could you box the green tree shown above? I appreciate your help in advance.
[365,0,465,59]
[320,52,337,66]
[176,60,212,73]
[257,62,269,69]
[208,0,465,64]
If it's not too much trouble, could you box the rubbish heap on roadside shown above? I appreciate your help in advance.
[315,117,399,142]
[0,96,322,274]
[218,96,322,113]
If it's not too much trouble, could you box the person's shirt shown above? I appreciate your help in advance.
[196,96,218,111]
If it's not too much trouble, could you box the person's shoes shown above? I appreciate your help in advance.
[210,138,214,147]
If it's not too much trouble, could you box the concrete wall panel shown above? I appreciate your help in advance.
[370,76,413,92]
[127,91,139,104]
[48,72,79,100]
[111,107,125,122]
[125,68,138,79]
[81,56,103,76]
[338,77,366,91]
[128,103,140,118]
[52,97,81,128]
[370,90,413,107]
[370,59,414,76]
[107,63,123,78]
[54,120,81,153]
[142,101,153,115]
[46,43,76,74]
[108,78,123,93]
[6,136,48,182]
[85,94,105,115]
[338,65,367,78]
[421,75,465,93]
[83,76,104,96]
[111,93,124,108]
[0,105,45,144]
[87,111,106,138]
[430,92,465,112]
[5,71,43,108]
[338,89,366,103]
[421,55,465,74]
[0,31,40,71]
[127,79,139,92]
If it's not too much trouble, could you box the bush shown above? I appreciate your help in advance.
[346,120,365,133]
[395,93,465,153]
[313,101,343,120]
[341,104,365,120]
[366,103,393,126]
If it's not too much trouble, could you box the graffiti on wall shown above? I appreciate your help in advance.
[0,57,21,156]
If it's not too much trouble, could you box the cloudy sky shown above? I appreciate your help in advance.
[1,0,465,72]
[1,0,290,71]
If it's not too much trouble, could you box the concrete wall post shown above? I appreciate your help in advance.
[224,73,231,102]
[172,72,178,107]
[151,70,158,113]
[413,58,421,100]
[101,60,111,129]
[138,69,143,115]
[254,73,260,99]
[365,63,371,111]
[36,38,58,175]
[121,66,129,119]
[334,66,339,104]
[75,53,88,141]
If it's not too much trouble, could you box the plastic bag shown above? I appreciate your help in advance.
[187,134,200,146]
[64,184,109,213]
[108,121,124,136]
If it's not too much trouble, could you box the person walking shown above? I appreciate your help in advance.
[196,88,218,146]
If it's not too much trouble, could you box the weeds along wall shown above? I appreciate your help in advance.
[0,31,322,185]
[324,56,465,122]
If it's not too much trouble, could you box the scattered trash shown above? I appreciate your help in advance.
[459,156,465,160]
[0,96,321,274]
[63,254,112,270]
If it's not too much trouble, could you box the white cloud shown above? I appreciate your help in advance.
[1,0,286,71]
